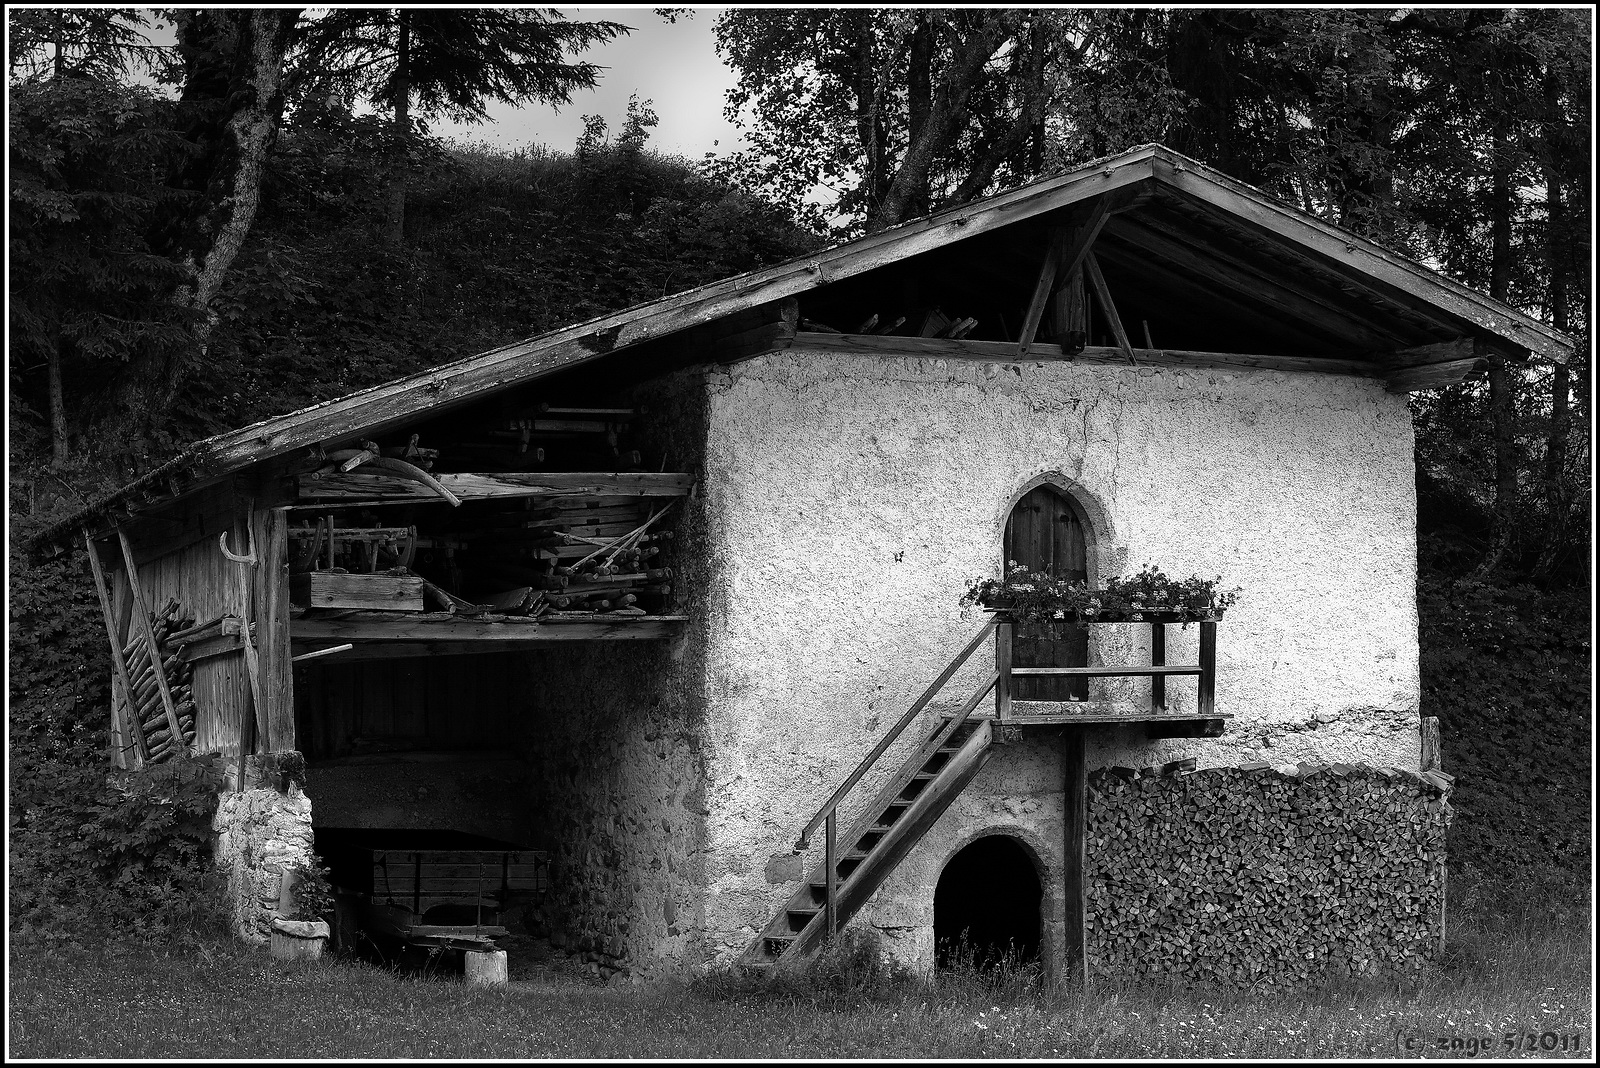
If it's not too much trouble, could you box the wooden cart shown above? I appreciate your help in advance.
[318,829,549,959]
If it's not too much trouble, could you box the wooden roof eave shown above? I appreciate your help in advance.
[185,151,1165,481]
[1150,153,1575,363]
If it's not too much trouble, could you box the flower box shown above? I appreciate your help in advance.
[963,565,1238,627]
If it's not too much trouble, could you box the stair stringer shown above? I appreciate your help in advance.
[750,718,994,964]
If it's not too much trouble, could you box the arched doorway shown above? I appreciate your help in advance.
[1004,483,1089,700]
[934,835,1042,970]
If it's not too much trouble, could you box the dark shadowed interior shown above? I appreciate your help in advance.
[934,834,1042,970]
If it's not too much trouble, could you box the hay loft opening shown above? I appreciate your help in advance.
[934,834,1042,970]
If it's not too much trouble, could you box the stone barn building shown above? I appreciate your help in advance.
[37,145,1572,984]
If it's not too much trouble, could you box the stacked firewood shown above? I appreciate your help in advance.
[122,598,199,763]
[1085,761,1453,987]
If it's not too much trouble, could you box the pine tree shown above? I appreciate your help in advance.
[287,8,628,244]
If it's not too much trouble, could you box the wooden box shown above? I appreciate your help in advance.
[290,571,425,611]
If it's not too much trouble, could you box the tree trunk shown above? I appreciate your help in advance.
[48,338,69,467]
[108,8,300,443]
[1470,117,1518,579]
[905,12,934,218]
[384,9,411,246]
[1534,71,1572,579]
[870,16,1009,231]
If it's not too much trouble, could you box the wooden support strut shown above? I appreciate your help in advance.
[1018,196,1116,357]
[1083,251,1136,362]
[115,527,187,758]
[84,530,149,767]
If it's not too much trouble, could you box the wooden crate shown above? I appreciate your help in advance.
[291,572,424,611]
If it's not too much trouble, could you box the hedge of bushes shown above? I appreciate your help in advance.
[1086,760,1453,986]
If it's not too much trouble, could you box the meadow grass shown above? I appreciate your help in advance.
[8,867,1589,1060]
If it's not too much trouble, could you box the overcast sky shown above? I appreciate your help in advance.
[428,6,743,159]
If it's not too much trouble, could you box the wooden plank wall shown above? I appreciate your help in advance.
[132,526,251,756]
[294,653,519,761]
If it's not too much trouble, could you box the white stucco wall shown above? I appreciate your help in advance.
[690,348,1420,957]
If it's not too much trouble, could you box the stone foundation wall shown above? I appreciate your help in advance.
[213,759,317,943]
[513,642,709,980]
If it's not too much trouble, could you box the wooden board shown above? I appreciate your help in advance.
[293,614,687,646]
[295,471,692,506]
[290,572,425,611]
[788,332,1382,377]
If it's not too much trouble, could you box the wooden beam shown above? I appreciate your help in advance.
[1154,154,1573,361]
[1372,337,1494,393]
[706,320,797,364]
[114,527,187,758]
[1385,357,1486,393]
[84,531,149,767]
[1063,726,1088,991]
[790,331,1380,377]
[1420,716,1441,772]
[1090,240,1361,354]
[1102,215,1402,350]
[292,614,688,644]
[1019,197,1115,356]
[295,471,694,506]
[951,709,1233,725]
[1083,251,1136,361]
[252,507,294,752]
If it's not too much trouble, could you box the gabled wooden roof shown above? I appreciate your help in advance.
[32,143,1573,555]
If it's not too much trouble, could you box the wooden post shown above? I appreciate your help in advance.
[115,526,187,757]
[1063,726,1088,991]
[1197,620,1217,717]
[84,531,149,767]
[252,507,295,752]
[995,619,1013,723]
[824,811,838,943]
[1149,621,1166,712]
[1420,716,1441,771]
[1421,714,1445,954]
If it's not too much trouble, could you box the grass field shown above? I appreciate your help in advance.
[9,866,1589,1060]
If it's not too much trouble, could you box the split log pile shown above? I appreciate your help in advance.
[1086,759,1454,986]
[120,598,200,764]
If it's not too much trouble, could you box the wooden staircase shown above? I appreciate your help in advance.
[744,621,1002,966]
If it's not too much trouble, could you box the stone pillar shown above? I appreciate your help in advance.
[212,752,316,944]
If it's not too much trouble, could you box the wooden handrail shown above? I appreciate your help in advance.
[796,618,997,851]
[992,611,1218,717]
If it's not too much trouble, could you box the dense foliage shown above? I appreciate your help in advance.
[1416,574,1589,876]
[11,752,227,943]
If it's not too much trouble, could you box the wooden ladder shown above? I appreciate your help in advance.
[743,621,1001,966]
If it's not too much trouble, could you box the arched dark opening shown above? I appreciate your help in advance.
[934,835,1042,970]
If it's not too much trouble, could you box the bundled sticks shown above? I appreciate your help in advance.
[119,598,199,764]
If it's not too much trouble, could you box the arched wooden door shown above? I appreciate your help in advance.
[1003,485,1089,700]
